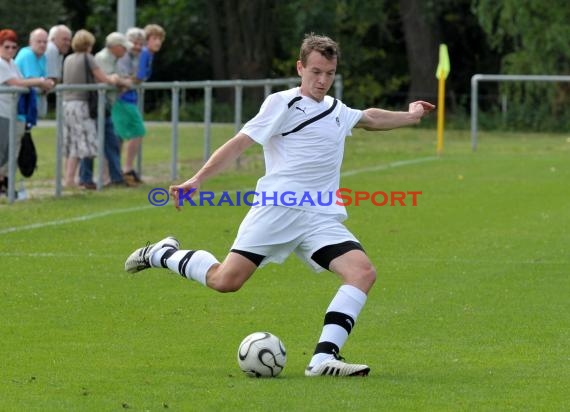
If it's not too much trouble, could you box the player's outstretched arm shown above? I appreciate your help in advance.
[169,132,255,210]
[355,101,435,131]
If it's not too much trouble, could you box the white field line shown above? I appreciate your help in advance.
[0,206,151,235]
[0,156,437,236]
[341,156,437,177]
[0,252,124,258]
[0,251,566,265]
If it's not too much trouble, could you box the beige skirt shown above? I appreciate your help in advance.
[63,101,97,158]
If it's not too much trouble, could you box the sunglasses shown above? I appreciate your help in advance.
[2,44,18,50]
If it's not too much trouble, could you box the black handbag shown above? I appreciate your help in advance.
[84,54,98,119]
[18,128,37,178]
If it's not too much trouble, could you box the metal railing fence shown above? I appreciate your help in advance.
[1,76,344,204]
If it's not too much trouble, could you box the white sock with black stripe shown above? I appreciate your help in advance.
[151,248,219,286]
[308,284,367,368]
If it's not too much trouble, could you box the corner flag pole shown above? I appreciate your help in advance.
[436,44,450,156]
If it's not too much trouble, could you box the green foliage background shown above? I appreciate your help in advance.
[1,0,569,130]
[473,0,570,131]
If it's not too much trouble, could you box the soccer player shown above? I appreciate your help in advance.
[125,33,435,377]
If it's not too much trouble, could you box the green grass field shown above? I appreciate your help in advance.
[1,124,568,411]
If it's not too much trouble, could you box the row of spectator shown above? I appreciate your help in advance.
[0,24,166,196]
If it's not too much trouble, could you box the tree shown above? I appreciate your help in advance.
[474,0,570,74]
[18,0,510,123]
[473,0,570,130]
[0,0,66,38]
[206,0,277,81]
[397,0,501,114]
[398,0,438,103]
[205,0,278,103]
[272,0,409,109]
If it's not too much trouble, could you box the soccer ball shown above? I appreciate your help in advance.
[237,332,287,377]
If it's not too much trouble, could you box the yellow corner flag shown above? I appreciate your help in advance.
[436,44,450,80]
[436,44,450,155]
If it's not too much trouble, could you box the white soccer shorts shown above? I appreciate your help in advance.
[231,205,359,272]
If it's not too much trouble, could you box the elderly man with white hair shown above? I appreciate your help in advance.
[45,24,72,83]
[15,28,51,116]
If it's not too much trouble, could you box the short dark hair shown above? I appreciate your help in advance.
[299,33,340,66]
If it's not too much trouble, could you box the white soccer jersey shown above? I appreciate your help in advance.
[241,87,362,219]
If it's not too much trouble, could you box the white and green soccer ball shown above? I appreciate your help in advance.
[237,332,287,378]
